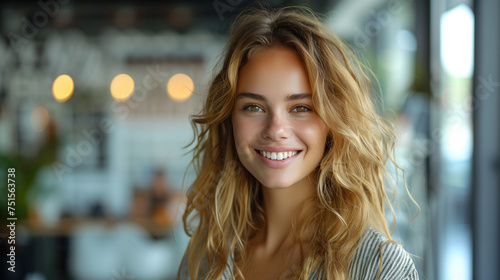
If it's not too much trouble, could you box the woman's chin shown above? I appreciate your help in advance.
[259,180,296,190]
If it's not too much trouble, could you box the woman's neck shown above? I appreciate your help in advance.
[258,175,317,255]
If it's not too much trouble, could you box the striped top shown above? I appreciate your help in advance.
[344,228,418,279]
[179,228,419,279]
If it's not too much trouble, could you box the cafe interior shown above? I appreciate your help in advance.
[0,0,499,279]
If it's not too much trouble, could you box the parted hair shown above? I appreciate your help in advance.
[180,5,407,280]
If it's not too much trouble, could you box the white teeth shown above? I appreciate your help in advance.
[259,150,298,161]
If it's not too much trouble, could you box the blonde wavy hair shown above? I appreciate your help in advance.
[181,5,410,280]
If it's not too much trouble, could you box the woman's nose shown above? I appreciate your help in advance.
[261,110,292,141]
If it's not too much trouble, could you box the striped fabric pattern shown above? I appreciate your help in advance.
[346,228,419,280]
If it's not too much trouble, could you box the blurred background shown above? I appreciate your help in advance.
[0,0,498,279]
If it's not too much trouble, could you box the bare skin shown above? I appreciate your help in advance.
[241,186,316,280]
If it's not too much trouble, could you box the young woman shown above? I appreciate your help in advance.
[179,5,418,280]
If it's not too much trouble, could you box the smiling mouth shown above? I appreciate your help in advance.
[257,150,301,161]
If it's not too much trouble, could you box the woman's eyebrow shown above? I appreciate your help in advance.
[236,92,265,101]
[285,93,312,101]
[236,92,311,101]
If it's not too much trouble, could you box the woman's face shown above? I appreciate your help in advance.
[232,46,328,189]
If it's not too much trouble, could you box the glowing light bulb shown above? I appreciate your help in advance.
[111,74,135,101]
[52,74,74,102]
[167,73,194,102]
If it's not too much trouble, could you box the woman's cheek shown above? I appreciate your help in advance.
[295,118,327,147]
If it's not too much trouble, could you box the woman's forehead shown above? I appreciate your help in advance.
[236,46,312,95]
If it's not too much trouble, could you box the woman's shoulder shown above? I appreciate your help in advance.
[349,228,419,280]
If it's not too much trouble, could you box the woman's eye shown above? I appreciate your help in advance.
[244,105,263,112]
[292,106,311,113]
